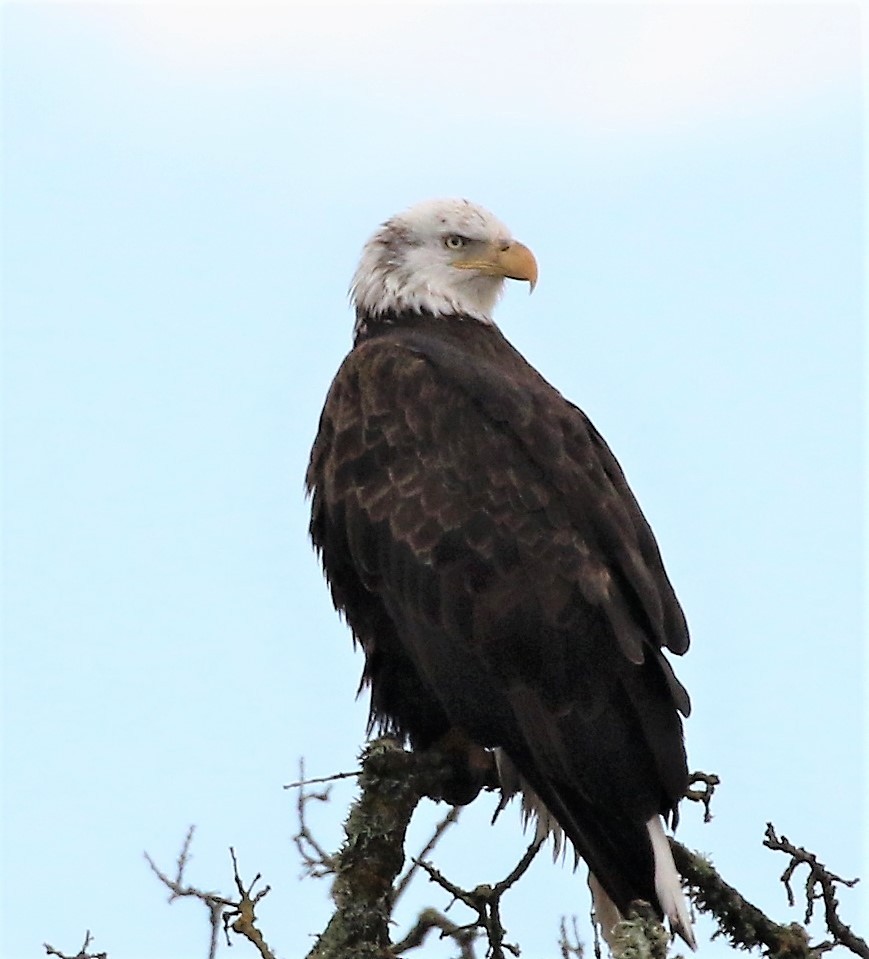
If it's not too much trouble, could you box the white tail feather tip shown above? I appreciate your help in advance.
[647,816,697,950]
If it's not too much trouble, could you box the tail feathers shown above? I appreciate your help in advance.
[647,815,696,950]
[495,750,696,951]
[588,873,622,952]
[589,819,696,952]
[494,747,568,861]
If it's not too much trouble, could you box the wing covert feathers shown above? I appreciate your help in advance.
[307,314,694,945]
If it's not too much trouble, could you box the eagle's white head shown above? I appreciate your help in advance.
[351,198,538,332]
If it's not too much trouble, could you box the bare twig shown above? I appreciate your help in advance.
[591,899,603,959]
[559,916,584,958]
[43,930,107,959]
[291,758,338,879]
[763,823,867,959]
[221,847,276,959]
[284,766,360,790]
[415,835,544,958]
[393,805,462,905]
[684,770,721,824]
[145,826,232,959]
[391,906,478,957]
[146,827,276,959]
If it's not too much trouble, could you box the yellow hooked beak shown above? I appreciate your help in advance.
[452,240,538,292]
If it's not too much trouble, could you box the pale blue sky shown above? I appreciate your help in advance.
[1,4,865,959]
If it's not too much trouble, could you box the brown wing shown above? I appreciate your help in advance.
[307,322,690,913]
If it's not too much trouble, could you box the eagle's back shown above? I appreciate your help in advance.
[306,311,690,915]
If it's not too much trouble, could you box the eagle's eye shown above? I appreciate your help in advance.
[444,234,468,250]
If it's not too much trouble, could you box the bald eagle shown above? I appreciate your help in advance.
[306,198,696,948]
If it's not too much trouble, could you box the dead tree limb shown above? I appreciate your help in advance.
[763,824,867,959]
[391,906,478,957]
[43,931,107,959]
[291,758,338,880]
[413,834,544,958]
[304,738,449,959]
[671,840,814,959]
[145,828,276,959]
[685,771,721,824]
[394,805,462,905]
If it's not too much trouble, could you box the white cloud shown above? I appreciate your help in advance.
[116,3,859,134]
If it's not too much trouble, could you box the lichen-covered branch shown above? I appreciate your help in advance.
[671,840,814,959]
[301,746,866,959]
[671,823,865,959]
[304,738,448,959]
[302,738,541,959]
[610,906,671,959]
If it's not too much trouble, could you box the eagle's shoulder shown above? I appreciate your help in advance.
[309,315,689,697]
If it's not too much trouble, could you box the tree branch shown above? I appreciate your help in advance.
[145,826,232,959]
[559,916,585,959]
[304,738,447,959]
[391,906,479,957]
[684,771,721,824]
[671,840,813,959]
[414,834,544,958]
[291,758,339,880]
[763,824,867,959]
[145,827,276,959]
[394,805,462,905]
[43,931,107,959]
[222,847,276,959]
